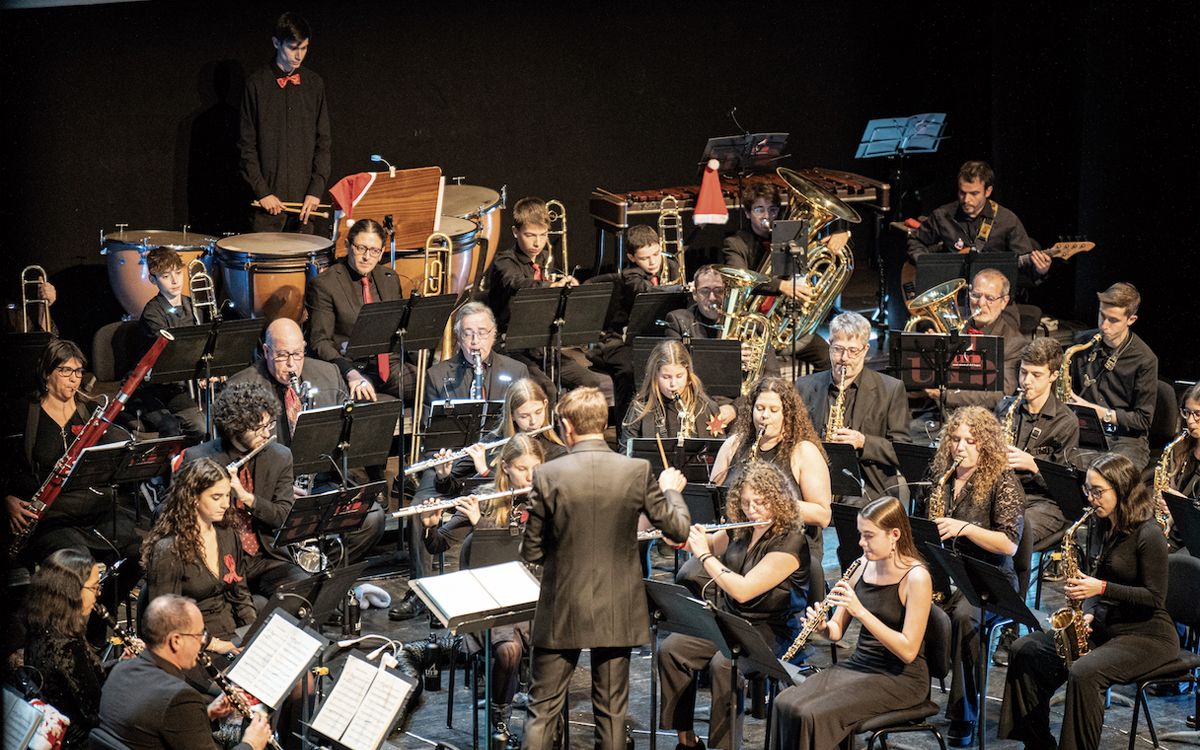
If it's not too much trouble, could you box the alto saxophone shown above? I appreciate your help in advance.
[1002,388,1025,446]
[782,557,864,660]
[1154,429,1188,536]
[927,457,963,519]
[825,366,847,438]
[1050,508,1096,666]
[1055,333,1102,402]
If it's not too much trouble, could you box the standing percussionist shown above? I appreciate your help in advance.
[521,387,690,749]
[238,12,330,233]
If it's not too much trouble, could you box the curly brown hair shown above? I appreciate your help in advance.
[731,376,825,469]
[624,340,712,430]
[141,458,231,568]
[929,406,1007,506]
[213,381,280,442]
[725,460,802,540]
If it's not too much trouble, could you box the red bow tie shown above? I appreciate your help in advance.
[276,72,301,88]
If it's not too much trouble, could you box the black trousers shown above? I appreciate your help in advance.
[998,628,1177,749]
[243,553,309,597]
[658,633,742,750]
[524,645,631,750]
[249,210,318,234]
[943,588,1006,725]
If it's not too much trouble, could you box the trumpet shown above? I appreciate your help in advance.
[391,486,533,518]
[21,265,50,333]
[403,426,554,476]
[637,519,770,542]
[658,195,687,287]
[188,258,218,324]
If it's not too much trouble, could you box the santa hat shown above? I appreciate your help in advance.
[692,158,728,226]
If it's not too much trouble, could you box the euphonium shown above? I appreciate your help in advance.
[782,557,864,660]
[658,195,686,287]
[715,266,775,395]
[1154,428,1188,535]
[825,366,847,438]
[1056,333,1102,403]
[188,258,218,324]
[759,168,860,350]
[545,199,570,281]
[20,265,50,333]
[927,457,963,519]
[408,232,455,466]
[1050,508,1096,666]
[1002,388,1025,446]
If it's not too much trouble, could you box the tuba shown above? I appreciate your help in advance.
[658,195,687,287]
[759,168,860,350]
[408,232,455,467]
[21,265,51,333]
[903,278,969,333]
[715,266,775,395]
[1055,332,1102,403]
[188,258,218,324]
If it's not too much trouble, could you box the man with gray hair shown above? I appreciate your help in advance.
[422,301,530,410]
[99,594,272,750]
[796,311,910,566]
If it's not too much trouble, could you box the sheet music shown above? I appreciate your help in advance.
[470,562,540,609]
[3,686,43,750]
[226,613,323,709]
[311,655,413,750]
[415,569,497,619]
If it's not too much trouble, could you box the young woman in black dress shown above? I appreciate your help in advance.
[770,496,932,749]
[619,340,724,453]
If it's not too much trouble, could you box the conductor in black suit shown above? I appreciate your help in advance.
[98,593,271,750]
[423,302,530,410]
[521,386,691,749]
[304,218,415,402]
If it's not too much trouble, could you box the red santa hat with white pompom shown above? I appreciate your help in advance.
[692,158,728,226]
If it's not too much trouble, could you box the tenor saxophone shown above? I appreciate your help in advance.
[1050,508,1096,666]
[1002,388,1025,446]
[1055,333,1102,402]
[782,557,864,660]
[927,457,963,519]
[1154,429,1188,535]
[825,366,847,438]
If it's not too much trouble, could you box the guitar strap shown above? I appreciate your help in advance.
[973,200,999,249]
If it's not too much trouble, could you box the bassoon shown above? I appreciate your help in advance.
[9,329,173,559]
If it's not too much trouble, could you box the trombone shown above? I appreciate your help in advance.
[188,258,218,324]
[21,265,51,333]
[658,196,687,287]
[545,199,571,282]
[407,232,455,467]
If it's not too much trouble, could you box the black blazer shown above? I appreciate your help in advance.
[304,259,403,381]
[228,357,348,446]
[423,350,530,412]
[521,439,690,649]
[796,366,910,498]
[722,229,781,295]
[184,438,295,559]
[99,649,251,750]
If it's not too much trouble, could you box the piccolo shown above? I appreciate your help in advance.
[227,435,277,473]
[637,519,771,542]
[403,426,553,476]
[391,486,533,518]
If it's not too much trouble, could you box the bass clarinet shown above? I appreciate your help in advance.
[782,557,864,660]
[10,330,173,560]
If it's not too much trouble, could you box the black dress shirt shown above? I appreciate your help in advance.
[238,62,332,202]
[1070,330,1158,439]
[906,200,1035,265]
[944,469,1025,588]
[484,244,552,332]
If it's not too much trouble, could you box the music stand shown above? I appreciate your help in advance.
[63,436,185,535]
[892,332,1002,419]
[906,516,953,602]
[681,484,723,526]
[250,562,372,642]
[274,484,386,551]
[925,545,1040,750]
[1,331,51,397]
[893,443,935,512]
[466,527,522,569]
[831,502,863,571]
[855,113,947,159]
[627,437,724,482]
[1165,494,1200,559]
[290,401,402,480]
[626,290,689,339]
[701,133,789,175]
[419,399,502,454]
[1034,460,1089,522]
[824,442,864,497]
[632,336,742,400]
[1066,406,1110,452]
[913,254,1018,296]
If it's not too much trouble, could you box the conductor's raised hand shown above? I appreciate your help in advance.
[658,467,686,494]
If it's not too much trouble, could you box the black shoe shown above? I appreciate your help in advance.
[1042,556,1064,582]
[1187,714,1197,729]
[674,741,705,750]
[947,720,975,747]
[388,592,425,621]
[993,623,1018,667]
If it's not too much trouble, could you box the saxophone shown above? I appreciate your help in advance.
[1050,508,1096,666]
[1154,429,1188,535]
[1002,388,1025,446]
[825,366,847,438]
[927,457,963,519]
[1055,333,1102,402]
[782,557,864,660]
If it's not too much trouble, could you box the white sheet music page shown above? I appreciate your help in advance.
[415,568,498,620]
[3,686,44,750]
[310,656,376,743]
[226,612,323,708]
[338,666,413,750]
[470,561,540,609]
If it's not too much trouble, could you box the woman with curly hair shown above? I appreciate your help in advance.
[927,405,1025,747]
[658,460,810,750]
[142,458,254,657]
[21,548,109,748]
[619,340,724,453]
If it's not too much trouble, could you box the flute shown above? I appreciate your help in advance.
[227,435,277,473]
[637,519,771,542]
[403,426,553,476]
[391,486,533,518]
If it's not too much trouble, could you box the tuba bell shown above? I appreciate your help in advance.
[715,266,775,395]
[903,278,969,334]
[759,168,860,349]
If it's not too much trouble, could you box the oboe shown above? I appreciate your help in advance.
[197,648,283,750]
[391,486,533,518]
[637,520,770,542]
[782,557,864,661]
[403,426,553,476]
[93,602,143,655]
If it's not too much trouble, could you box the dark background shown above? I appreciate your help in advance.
[2,1,1197,378]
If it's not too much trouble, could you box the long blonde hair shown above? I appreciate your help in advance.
[500,378,564,445]
[489,434,545,526]
[624,340,709,428]
[929,406,1008,505]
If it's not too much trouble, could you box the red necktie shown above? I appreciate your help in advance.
[361,277,390,382]
[235,464,260,556]
[651,276,659,287]
[285,387,301,434]
[532,262,543,282]
[276,72,301,88]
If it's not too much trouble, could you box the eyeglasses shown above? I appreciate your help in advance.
[253,420,277,434]
[460,329,495,341]
[1081,484,1111,501]
[82,583,102,596]
[350,243,384,258]
[55,366,85,378]
[176,630,209,642]
[695,286,725,297]
[750,206,781,217]
[269,350,305,364]
[1180,407,1200,422]
[830,345,866,357]
[967,290,1007,304]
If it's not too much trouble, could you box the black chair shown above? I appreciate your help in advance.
[1124,553,1200,749]
[846,603,951,750]
[89,727,133,750]
[1146,380,1181,468]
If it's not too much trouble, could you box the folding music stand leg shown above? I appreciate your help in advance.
[649,618,659,750]
[484,630,493,750]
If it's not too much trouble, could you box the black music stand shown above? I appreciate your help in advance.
[892,332,1002,419]
[701,133,789,175]
[627,290,689,339]
[420,399,502,454]
[1066,405,1110,452]
[273,483,384,586]
[64,435,185,533]
[249,561,371,642]
[681,484,723,526]
[291,401,402,481]
[505,283,614,393]
[893,443,936,512]
[831,502,863,572]
[912,254,1019,296]
[906,516,954,602]
[824,442,864,497]
[1034,460,1089,522]
[1,331,51,397]
[632,336,742,400]
[1165,494,1200,559]
[925,545,1040,750]
[627,437,725,483]
[467,527,523,569]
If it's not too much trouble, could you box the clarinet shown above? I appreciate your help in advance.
[93,603,143,655]
[196,649,284,750]
[782,557,864,660]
